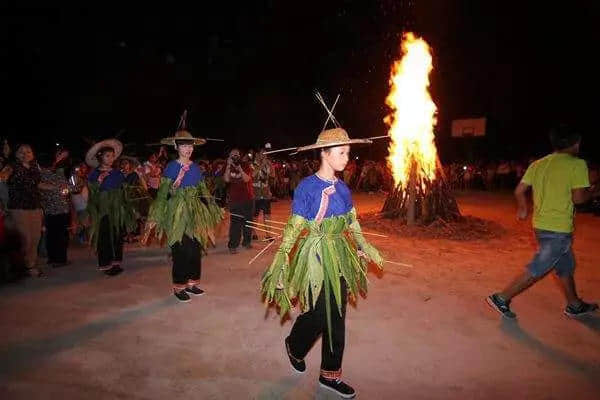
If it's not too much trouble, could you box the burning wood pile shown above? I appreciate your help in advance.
[380,33,460,225]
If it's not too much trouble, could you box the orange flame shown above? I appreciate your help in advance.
[385,32,438,190]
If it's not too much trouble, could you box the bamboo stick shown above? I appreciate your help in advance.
[384,260,413,268]
[248,239,279,265]
[246,221,284,231]
[366,135,391,140]
[245,225,280,236]
[264,146,299,155]
[265,219,286,225]
[264,218,387,237]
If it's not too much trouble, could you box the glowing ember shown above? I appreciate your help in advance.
[385,32,438,190]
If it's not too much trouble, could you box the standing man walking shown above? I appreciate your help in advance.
[487,125,599,318]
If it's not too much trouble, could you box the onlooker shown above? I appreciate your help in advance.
[144,154,162,198]
[120,157,146,189]
[0,144,57,277]
[39,150,72,267]
[224,148,253,253]
[252,149,273,240]
[70,162,90,244]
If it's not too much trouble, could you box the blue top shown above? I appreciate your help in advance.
[292,174,353,220]
[163,160,204,188]
[88,168,125,191]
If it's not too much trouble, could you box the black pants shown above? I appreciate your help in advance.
[288,280,347,372]
[253,198,271,217]
[228,200,253,249]
[97,215,123,268]
[171,234,201,289]
[45,213,69,264]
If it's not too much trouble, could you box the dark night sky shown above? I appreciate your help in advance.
[2,1,599,161]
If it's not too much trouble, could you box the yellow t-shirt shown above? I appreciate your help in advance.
[521,153,589,233]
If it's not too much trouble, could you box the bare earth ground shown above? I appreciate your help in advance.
[0,191,599,400]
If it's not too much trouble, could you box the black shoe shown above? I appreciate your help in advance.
[486,294,516,319]
[285,337,306,373]
[564,301,599,317]
[252,234,259,241]
[104,265,123,276]
[318,376,356,399]
[243,243,253,249]
[185,286,205,296]
[174,290,191,303]
[229,247,238,254]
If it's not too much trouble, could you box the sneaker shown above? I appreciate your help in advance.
[104,265,124,276]
[243,243,253,250]
[486,294,516,319]
[185,286,205,296]
[318,376,356,399]
[252,234,259,241]
[174,290,191,303]
[564,301,599,318]
[97,265,112,271]
[229,247,238,254]
[285,337,306,373]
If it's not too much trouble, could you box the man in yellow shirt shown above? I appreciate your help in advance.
[487,125,599,318]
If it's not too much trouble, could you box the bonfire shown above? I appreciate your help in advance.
[381,33,460,225]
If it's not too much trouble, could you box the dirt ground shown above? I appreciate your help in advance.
[1,191,599,400]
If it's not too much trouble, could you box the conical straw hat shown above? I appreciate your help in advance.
[85,138,123,168]
[160,130,207,146]
[295,128,371,152]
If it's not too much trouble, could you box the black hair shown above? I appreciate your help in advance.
[13,143,34,163]
[175,139,195,147]
[95,146,115,162]
[549,124,581,151]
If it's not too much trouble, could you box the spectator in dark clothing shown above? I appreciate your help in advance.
[39,151,72,267]
[224,148,253,254]
[0,144,59,277]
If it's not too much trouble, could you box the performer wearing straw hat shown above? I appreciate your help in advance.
[86,139,137,276]
[144,129,224,302]
[261,123,384,398]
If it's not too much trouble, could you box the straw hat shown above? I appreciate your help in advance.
[85,139,123,168]
[295,128,372,152]
[160,130,207,146]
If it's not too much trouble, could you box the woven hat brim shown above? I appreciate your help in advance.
[295,139,372,152]
[85,139,123,168]
[160,137,207,146]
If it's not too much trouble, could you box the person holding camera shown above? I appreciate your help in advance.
[224,148,253,254]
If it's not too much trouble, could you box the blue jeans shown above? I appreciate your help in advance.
[527,229,575,278]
